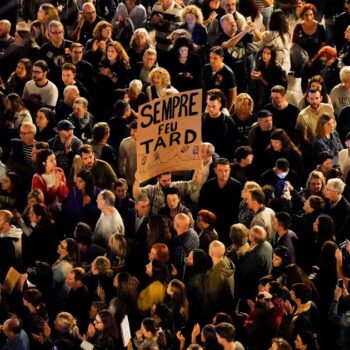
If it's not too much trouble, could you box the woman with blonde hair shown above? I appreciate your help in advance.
[180,5,208,52]
[33,312,82,349]
[55,311,79,335]
[36,3,60,44]
[86,256,114,303]
[232,93,257,146]
[146,67,178,100]
[313,114,343,165]
[106,233,128,273]
[302,170,326,200]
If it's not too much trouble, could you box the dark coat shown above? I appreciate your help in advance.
[198,177,242,244]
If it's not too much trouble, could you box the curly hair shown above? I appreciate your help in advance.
[93,20,112,39]
[234,93,254,115]
[181,5,204,24]
[148,67,171,88]
[93,256,112,275]
[299,3,317,19]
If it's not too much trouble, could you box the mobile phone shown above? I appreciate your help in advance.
[337,279,344,288]
[246,16,252,22]
[339,241,347,250]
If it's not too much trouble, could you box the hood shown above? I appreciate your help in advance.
[77,111,92,129]
[0,225,22,240]
[212,256,235,277]
[70,111,92,129]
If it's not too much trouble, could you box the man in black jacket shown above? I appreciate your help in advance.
[199,158,242,245]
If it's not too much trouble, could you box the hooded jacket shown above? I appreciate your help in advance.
[205,256,235,316]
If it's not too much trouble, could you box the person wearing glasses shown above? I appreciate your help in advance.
[71,2,103,46]
[22,60,59,114]
[39,20,72,86]
[7,122,37,185]
[82,309,122,350]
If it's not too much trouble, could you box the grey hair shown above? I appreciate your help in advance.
[327,178,345,194]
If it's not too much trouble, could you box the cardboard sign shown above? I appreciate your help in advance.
[137,89,202,183]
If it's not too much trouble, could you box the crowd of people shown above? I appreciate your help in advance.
[1,0,350,349]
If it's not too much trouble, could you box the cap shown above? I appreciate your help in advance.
[56,120,75,131]
[257,109,273,119]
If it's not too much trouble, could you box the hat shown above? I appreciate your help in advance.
[56,120,75,131]
[257,109,273,119]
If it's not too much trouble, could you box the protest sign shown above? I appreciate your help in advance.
[136,89,202,183]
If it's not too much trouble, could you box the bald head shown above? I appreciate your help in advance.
[0,20,11,40]
[2,317,22,339]
[82,2,97,23]
[249,225,267,244]
[174,213,190,235]
[64,85,80,105]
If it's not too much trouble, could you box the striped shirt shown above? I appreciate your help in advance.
[148,1,182,51]
[23,145,34,166]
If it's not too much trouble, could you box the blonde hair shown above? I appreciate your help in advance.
[109,233,128,260]
[28,189,45,204]
[93,20,112,39]
[130,28,152,49]
[39,3,59,24]
[106,40,129,63]
[55,312,78,335]
[93,256,112,274]
[306,170,326,190]
[234,93,254,115]
[181,5,204,24]
[209,240,225,258]
[148,67,171,87]
[244,181,261,191]
[340,66,350,83]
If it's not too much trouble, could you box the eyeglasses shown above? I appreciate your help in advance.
[84,11,96,15]
[32,70,43,74]
[72,51,83,54]
[50,31,63,35]
[20,131,34,135]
